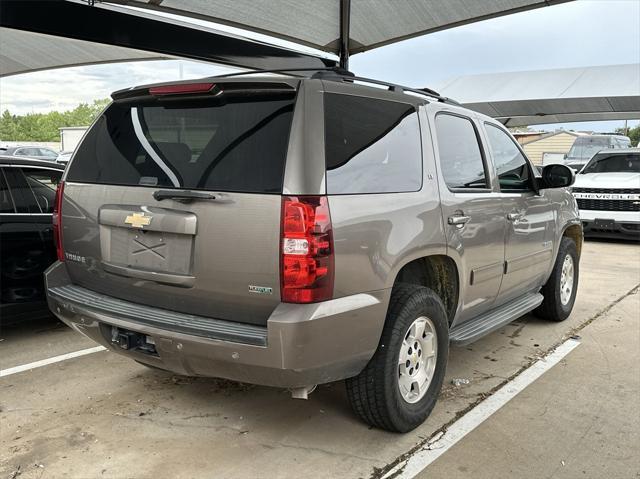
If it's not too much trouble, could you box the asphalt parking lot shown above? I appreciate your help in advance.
[1,239,639,479]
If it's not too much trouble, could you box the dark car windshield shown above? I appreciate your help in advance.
[581,153,640,174]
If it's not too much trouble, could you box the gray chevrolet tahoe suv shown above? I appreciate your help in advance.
[45,72,581,432]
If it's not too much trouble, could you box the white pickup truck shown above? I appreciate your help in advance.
[572,149,640,238]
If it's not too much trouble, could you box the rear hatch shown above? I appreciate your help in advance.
[61,81,297,326]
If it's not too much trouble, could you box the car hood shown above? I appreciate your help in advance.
[574,172,640,189]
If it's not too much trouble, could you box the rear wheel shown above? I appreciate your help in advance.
[535,237,579,322]
[346,284,449,432]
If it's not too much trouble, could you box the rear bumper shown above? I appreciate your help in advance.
[45,262,390,388]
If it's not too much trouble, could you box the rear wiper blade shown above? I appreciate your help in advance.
[153,190,217,203]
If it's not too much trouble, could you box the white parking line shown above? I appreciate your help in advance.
[0,346,107,378]
[384,338,581,479]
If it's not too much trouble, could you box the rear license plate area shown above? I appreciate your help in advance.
[108,228,193,275]
[99,205,197,276]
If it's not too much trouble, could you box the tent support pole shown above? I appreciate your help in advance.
[339,0,351,70]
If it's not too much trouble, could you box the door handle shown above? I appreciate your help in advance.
[507,212,524,222]
[448,215,471,226]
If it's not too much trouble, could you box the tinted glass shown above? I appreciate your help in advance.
[21,168,62,213]
[14,148,33,157]
[67,93,295,193]
[0,169,15,213]
[435,114,487,189]
[582,153,640,174]
[325,94,422,194]
[2,169,34,213]
[38,148,58,159]
[485,124,531,191]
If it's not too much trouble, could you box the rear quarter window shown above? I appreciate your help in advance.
[324,93,422,194]
[67,93,295,193]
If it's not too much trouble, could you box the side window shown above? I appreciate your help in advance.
[434,114,488,190]
[485,124,532,192]
[324,94,422,194]
[0,169,16,213]
[17,147,39,157]
[1,169,32,213]
[38,148,58,159]
[21,168,62,213]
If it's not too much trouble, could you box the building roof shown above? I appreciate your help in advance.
[524,130,585,144]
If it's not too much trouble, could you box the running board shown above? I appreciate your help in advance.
[449,293,543,346]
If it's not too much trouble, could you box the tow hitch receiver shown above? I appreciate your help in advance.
[111,326,158,355]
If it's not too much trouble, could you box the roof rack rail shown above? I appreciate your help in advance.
[310,69,458,105]
[212,67,458,105]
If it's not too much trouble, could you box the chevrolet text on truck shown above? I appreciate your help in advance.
[46,70,581,432]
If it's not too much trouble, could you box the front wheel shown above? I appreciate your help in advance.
[535,237,579,322]
[345,284,449,432]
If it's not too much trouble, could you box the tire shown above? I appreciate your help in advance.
[535,237,579,322]
[345,284,449,432]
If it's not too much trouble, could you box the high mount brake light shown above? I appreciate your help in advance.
[280,196,334,303]
[52,181,65,262]
[148,82,216,96]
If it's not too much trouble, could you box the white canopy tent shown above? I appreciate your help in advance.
[0,0,337,78]
[0,27,167,77]
[107,0,572,57]
[436,64,640,127]
[1,0,572,76]
[5,0,637,127]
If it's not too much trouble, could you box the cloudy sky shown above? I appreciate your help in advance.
[1,0,639,132]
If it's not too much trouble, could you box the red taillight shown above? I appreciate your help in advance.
[281,196,334,303]
[52,181,65,262]
[148,82,216,96]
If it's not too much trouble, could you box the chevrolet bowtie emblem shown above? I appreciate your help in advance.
[124,212,152,228]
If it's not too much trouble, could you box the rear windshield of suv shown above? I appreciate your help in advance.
[67,93,295,193]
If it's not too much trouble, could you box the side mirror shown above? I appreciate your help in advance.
[540,164,575,189]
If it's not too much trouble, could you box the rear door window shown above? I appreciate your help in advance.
[67,92,296,193]
[21,168,62,213]
[324,94,422,194]
[435,113,488,190]
[0,169,16,213]
[2,168,40,213]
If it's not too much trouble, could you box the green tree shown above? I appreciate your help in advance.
[618,124,640,146]
[0,98,110,142]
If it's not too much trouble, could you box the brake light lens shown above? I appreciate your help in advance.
[148,82,216,96]
[52,181,65,262]
[281,196,334,303]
